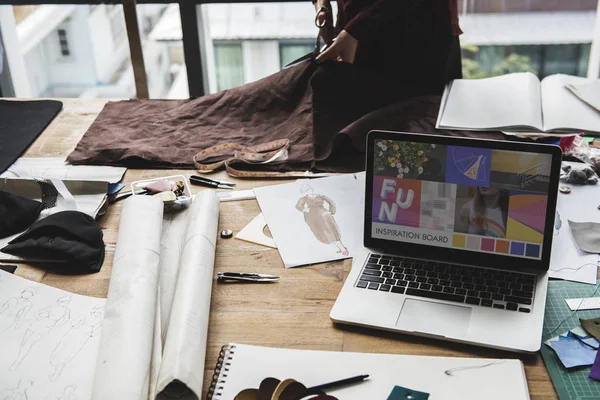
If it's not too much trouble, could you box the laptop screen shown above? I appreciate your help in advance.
[370,137,554,261]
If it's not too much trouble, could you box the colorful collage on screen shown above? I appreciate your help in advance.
[372,139,552,259]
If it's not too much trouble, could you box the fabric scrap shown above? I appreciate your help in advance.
[549,336,597,368]
[568,220,600,253]
[589,350,600,381]
[0,100,62,174]
[581,317,600,342]
[387,385,430,400]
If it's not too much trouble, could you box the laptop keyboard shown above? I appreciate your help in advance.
[356,253,535,313]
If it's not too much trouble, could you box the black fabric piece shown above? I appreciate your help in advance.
[1,211,105,274]
[0,100,62,174]
[0,191,44,239]
[0,265,17,274]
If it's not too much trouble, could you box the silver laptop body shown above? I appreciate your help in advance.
[331,131,562,352]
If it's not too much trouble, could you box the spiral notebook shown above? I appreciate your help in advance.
[208,344,530,400]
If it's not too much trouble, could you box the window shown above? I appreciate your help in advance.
[57,29,69,57]
[279,43,314,69]
[459,1,598,79]
[108,6,127,48]
[463,44,591,79]
[214,43,243,91]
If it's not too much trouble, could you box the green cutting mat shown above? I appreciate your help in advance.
[541,280,600,400]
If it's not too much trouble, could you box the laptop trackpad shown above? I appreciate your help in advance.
[396,299,471,338]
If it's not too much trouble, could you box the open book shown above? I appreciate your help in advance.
[208,343,530,400]
[436,73,600,133]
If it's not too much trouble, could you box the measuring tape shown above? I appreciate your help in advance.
[193,139,330,178]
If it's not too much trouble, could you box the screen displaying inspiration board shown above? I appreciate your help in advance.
[371,139,552,260]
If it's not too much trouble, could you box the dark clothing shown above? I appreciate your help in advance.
[67,1,473,172]
[334,0,462,90]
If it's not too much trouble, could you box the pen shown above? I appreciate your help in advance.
[190,175,235,189]
[306,374,369,392]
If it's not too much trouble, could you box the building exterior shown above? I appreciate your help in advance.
[149,1,599,95]
[0,4,173,98]
[1,1,599,98]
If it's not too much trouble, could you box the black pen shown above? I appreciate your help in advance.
[190,175,235,189]
[306,374,369,392]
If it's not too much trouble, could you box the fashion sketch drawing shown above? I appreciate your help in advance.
[45,384,77,400]
[0,288,36,334]
[0,378,33,400]
[10,296,71,371]
[295,183,349,255]
[49,305,104,382]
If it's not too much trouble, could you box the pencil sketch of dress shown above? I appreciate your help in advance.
[0,288,36,334]
[0,379,33,400]
[295,183,348,255]
[45,385,77,400]
[49,305,104,382]
[10,296,71,371]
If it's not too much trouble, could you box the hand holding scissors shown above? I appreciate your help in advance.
[283,5,333,68]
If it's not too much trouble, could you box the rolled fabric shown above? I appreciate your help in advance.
[91,195,164,400]
[156,190,219,397]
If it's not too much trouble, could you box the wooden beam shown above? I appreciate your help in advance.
[123,0,149,99]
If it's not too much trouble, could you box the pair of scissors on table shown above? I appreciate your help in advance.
[217,272,279,283]
[284,7,333,68]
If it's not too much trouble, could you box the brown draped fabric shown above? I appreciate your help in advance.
[68,0,498,173]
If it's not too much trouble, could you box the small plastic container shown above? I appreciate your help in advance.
[131,174,192,212]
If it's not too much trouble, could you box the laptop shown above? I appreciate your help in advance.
[331,131,562,352]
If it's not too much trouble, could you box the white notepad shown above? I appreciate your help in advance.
[209,343,530,400]
[436,72,600,133]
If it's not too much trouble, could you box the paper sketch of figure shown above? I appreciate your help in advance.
[45,384,77,400]
[49,305,104,382]
[10,296,71,371]
[0,378,33,400]
[295,183,349,255]
[0,288,36,334]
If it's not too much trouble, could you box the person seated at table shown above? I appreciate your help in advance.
[66,1,465,173]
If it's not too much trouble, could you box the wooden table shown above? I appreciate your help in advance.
[13,98,557,399]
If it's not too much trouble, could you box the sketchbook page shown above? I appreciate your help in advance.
[541,74,600,132]
[91,196,164,400]
[255,173,365,268]
[0,270,105,400]
[156,191,219,398]
[215,344,529,400]
[565,79,600,112]
[549,229,598,285]
[438,73,542,130]
[549,167,600,284]
[0,157,126,183]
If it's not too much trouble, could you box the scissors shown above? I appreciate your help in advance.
[284,7,332,68]
[217,272,279,283]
